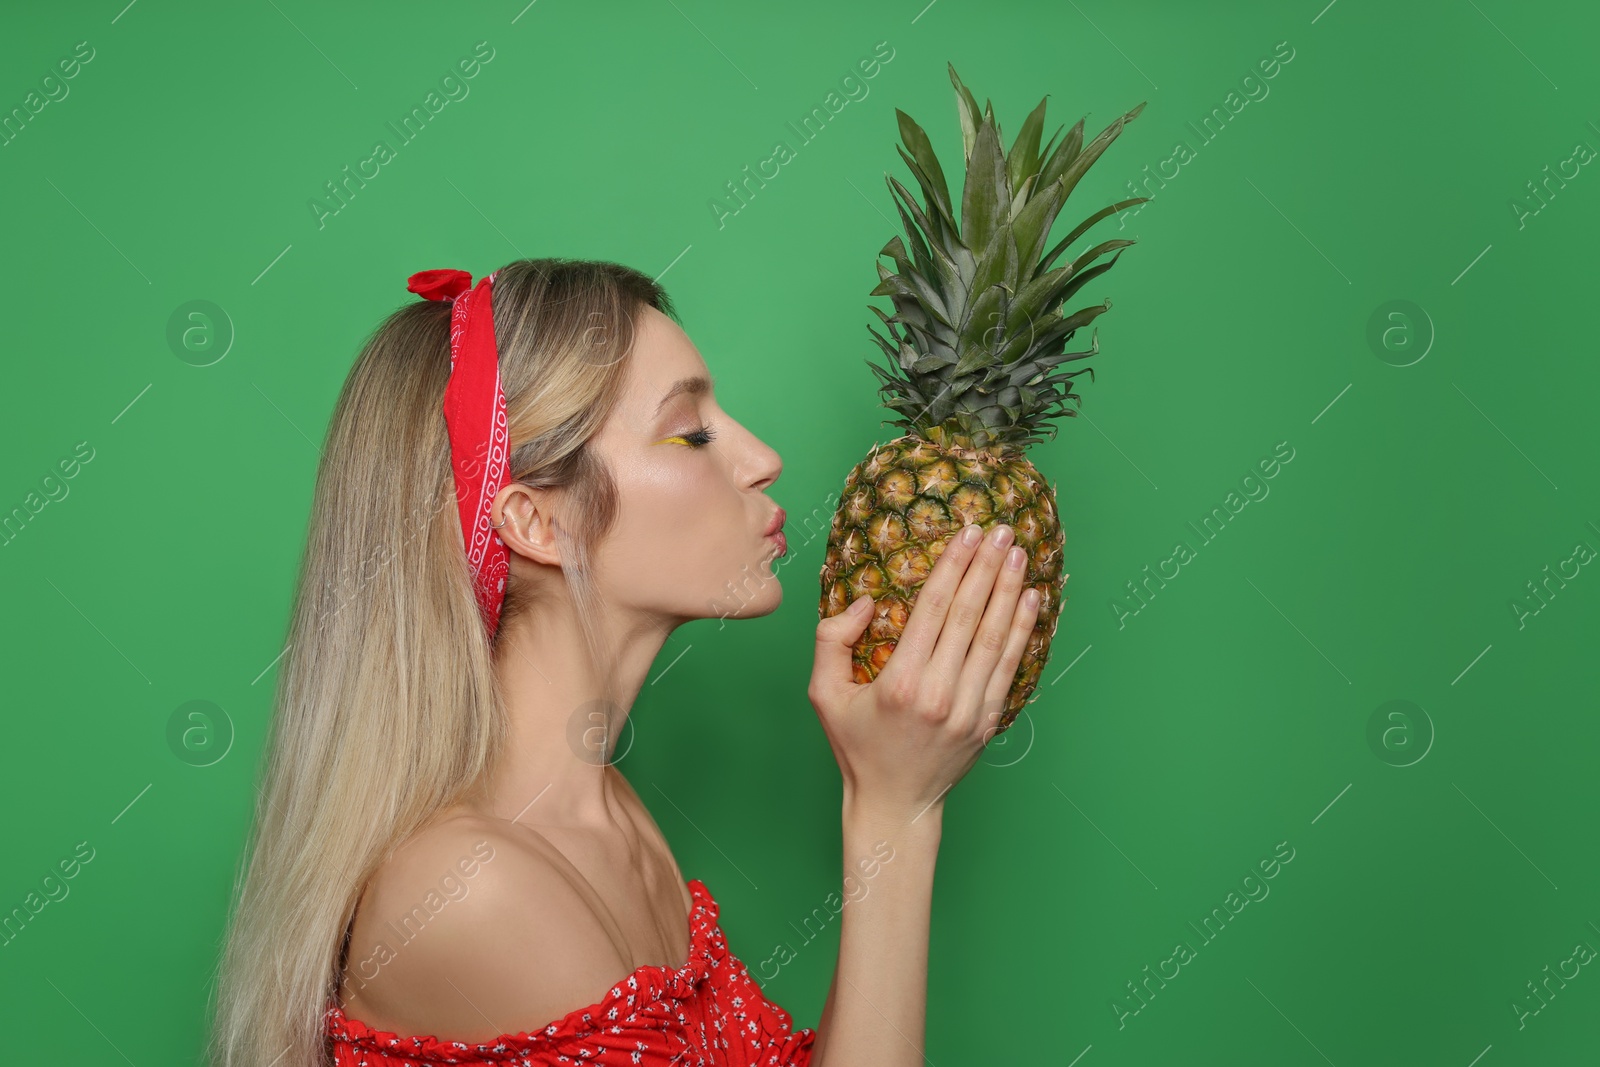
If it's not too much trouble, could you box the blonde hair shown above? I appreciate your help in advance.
[206,258,678,1067]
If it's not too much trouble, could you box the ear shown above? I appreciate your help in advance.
[491,482,563,568]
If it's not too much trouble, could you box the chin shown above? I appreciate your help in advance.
[706,565,782,622]
[754,582,783,615]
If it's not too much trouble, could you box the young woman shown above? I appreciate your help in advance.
[207,258,1043,1067]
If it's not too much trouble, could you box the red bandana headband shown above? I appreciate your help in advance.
[406,267,510,639]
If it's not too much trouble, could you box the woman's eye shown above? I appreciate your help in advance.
[666,425,718,448]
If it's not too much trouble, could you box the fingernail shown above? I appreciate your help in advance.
[1024,589,1041,609]
[990,524,1013,548]
[851,595,872,614]
[961,524,982,546]
[1006,546,1025,569]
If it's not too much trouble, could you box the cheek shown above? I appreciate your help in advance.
[604,458,749,583]
[625,458,732,532]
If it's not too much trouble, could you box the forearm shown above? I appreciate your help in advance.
[808,794,942,1067]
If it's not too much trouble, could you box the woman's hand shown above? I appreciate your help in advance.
[808,521,1044,820]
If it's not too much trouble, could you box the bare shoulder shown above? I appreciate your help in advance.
[339,809,624,1042]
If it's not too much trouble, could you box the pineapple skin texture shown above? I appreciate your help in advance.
[817,434,1065,733]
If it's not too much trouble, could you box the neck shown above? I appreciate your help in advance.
[480,592,677,830]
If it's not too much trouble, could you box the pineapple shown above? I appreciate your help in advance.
[818,64,1149,733]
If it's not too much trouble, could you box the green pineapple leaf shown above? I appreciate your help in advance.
[1005,95,1050,194]
[998,297,1112,366]
[874,245,961,342]
[895,109,955,228]
[1054,246,1129,307]
[886,175,960,291]
[1039,116,1085,190]
[882,224,934,293]
[1038,197,1150,276]
[948,63,982,162]
[1009,174,1069,277]
[1002,228,1021,295]
[959,115,1009,256]
[1037,122,1065,173]
[1009,238,1135,336]
[1008,173,1040,223]
[1045,102,1146,204]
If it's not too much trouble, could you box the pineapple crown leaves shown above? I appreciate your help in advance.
[864,62,1149,453]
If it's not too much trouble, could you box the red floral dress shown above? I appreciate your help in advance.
[325,878,815,1066]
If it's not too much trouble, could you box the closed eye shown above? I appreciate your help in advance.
[662,424,718,448]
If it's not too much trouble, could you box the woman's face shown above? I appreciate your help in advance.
[582,305,786,623]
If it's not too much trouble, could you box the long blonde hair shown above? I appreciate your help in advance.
[206,258,678,1067]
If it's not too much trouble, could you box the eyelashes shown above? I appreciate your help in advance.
[666,424,718,448]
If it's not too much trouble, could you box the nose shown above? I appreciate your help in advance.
[746,432,782,492]
[732,419,782,492]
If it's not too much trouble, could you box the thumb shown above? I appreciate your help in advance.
[812,594,874,693]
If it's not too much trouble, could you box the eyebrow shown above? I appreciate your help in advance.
[653,374,716,418]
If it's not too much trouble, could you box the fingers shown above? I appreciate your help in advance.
[809,594,874,705]
[953,539,1031,713]
[977,586,1042,736]
[883,522,985,668]
[926,523,1017,685]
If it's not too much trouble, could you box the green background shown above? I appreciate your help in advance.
[2,0,1597,1063]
